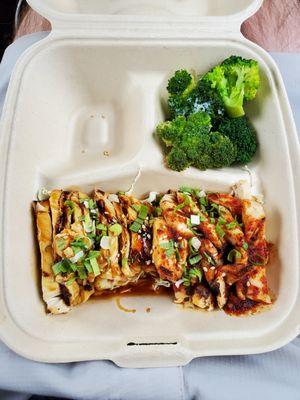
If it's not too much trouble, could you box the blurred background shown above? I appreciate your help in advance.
[0,0,299,60]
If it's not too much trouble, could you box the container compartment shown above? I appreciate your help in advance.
[0,37,298,366]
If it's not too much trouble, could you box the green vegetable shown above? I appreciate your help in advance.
[96,223,107,231]
[215,224,225,238]
[189,268,203,281]
[166,248,175,257]
[203,55,260,118]
[242,242,249,250]
[86,250,100,260]
[155,207,162,216]
[109,223,122,236]
[218,217,226,225]
[138,204,148,220]
[130,221,141,233]
[52,261,64,275]
[84,260,93,274]
[57,238,67,251]
[66,277,76,286]
[132,204,140,212]
[179,186,194,194]
[227,249,242,262]
[157,112,236,172]
[122,258,128,268]
[167,74,226,129]
[90,257,100,276]
[167,69,196,96]
[64,200,75,214]
[174,193,190,211]
[189,254,202,265]
[77,266,87,280]
[203,252,216,265]
[219,116,258,164]
[226,221,238,229]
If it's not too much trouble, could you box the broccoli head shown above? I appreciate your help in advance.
[167,70,196,96]
[218,116,258,164]
[156,116,186,147]
[168,78,226,129]
[203,55,260,118]
[156,111,237,171]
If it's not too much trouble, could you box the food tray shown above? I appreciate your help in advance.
[0,0,299,367]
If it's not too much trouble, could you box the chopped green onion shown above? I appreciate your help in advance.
[165,248,175,257]
[130,221,141,232]
[155,207,162,216]
[87,250,100,260]
[71,238,88,249]
[69,262,77,272]
[200,215,207,222]
[203,252,216,265]
[109,223,122,236]
[218,216,226,225]
[84,260,93,274]
[188,238,197,254]
[64,200,75,214]
[189,267,203,281]
[226,221,237,229]
[88,199,95,209]
[135,217,144,225]
[122,258,128,268]
[242,242,249,250]
[132,204,140,212]
[216,224,225,238]
[96,223,107,231]
[138,204,148,220]
[160,241,171,249]
[57,238,67,251]
[199,197,207,207]
[189,254,202,265]
[77,266,87,279]
[118,191,125,195]
[210,217,215,224]
[174,194,190,211]
[227,249,242,262]
[179,186,193,194]
[175,248,181,261]
[90,257,100,276]
[66,276,76,286]
[52,261,63,275]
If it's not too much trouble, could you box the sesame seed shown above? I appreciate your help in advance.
[142,224,146,229]
[178,236,182,240]
[203,267,208,272]
[222,273,226,277]
[246,281,251,287]
[211,267,215,270]
[147,234,151,239]
[150,250,153,254]
[146,260,151,265]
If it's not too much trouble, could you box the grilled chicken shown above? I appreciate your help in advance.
[34,182,272,316]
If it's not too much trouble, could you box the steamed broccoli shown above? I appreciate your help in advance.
[157,111,236,171]
[167,69,196,96]
[203,56,260,118]
[167,75,226,129]
[219,116,258,164]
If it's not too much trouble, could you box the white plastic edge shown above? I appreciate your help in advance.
[27,0,263,36]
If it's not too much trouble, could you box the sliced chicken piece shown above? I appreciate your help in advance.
[207,193,242,216]
[236,265,271,304]
[192,285,214,311]
[210,275,228,309]
[152,217,185,282]
[199,238,222,283]
[234,181,269,265]
[218,205,245,247]
[34,200,70,314]
[160,192,194,240]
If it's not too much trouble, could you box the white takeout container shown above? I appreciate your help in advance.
[0,0,299,368]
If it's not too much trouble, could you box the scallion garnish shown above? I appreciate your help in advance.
[227,249,242,262]
[66,276,76,286]
[57,238,67,251]
[179,186,193,194]
[189,254,202,265]
[77,266,87,280]
[155,207,162,216]
[109,223,122,236]
[90,257,100,276]
[122,258,128,268]
[226,221,237,229]
[130,221,141,232]
[216,223,225,238]
[132,204,140,212]
[138,204,148,220]
[242,242,248,250]
[64,200,75,214]
[174,194,190,211]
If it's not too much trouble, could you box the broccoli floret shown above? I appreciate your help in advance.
[219,116,258,164]
[167,147,191,171]
[203,55,260,118]
[167,70,196,96]
[168,79,226,129]
[156,116,186,147]
[156,111,236,171]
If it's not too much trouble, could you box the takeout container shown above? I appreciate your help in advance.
[0,0,299,368]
